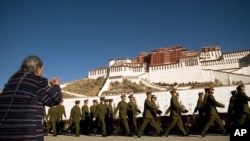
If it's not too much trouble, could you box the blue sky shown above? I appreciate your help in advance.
[0,0,250,89]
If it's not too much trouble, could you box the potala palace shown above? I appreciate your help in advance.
[58,45,250,118]
[88,45,250,96]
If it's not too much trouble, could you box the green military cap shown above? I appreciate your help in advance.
[198,92,204,95]
[75,100,80,104]
[170,89,176,94]
[146,91,152,95]
[109,99,113,102]
[236,84,244,91]
[93,99,97,102]
[204,87,210,93]
[128,94,134,98]
[100,97,105,101]
[231,90,237,94]
[209,87,214,90]
[121,94,126,98]
[104,99,109,102]
[151,95,157,99]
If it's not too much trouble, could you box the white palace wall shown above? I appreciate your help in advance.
[109,66,145,77]
[148,64,205,84]
[233,66,250,75]
[201,50,250,71]
[88,68,108,79]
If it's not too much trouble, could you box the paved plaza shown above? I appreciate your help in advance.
[45,134,229,141]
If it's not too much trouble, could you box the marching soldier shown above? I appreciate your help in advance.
[235,84,250,127]
[113,94,131,136]
[127,94,141,135]
[193,92,204,116]
[164,90,188,137]
[81,99,90,135]
[70,100,82,137]
[57,100,66,121]
[151,95,163,134]
[57,100,66,134]
[90,99,98,135]
[105,99,114,135]
[225,90,237,132]
[137,92,161,137]
[193,92,205,128]
[94,97,107,137]
[46,105,58,136]
[200,87,226,137]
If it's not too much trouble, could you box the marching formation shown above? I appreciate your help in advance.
[43,84,250,138]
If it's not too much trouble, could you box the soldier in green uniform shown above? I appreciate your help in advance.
[57,100,66,121]
[200,87,226,137]
[151,95,163,134]
[235,84,250,127]
[94,97,107,137]
[81,99,90,135]
[193,92,204,117]
[193,92,205,128]
[113,94,131,136]
[57,100,66,134]
[46,105,58,136]
[105,99,113,135]
[137,92,161,137]
[164,89,188,137]
[225,90,237,133]
[127,94,141,135]
[90,99,98,135]
[70,100,81,137]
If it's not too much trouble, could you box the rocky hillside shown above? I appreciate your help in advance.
[62,77,106,97]
[61,77,161,98]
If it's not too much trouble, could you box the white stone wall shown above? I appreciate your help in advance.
[88,68,108,79]
[109,66,145,77]
[233,66,250,75]
[201,50,250,71]
[148,65,205,84]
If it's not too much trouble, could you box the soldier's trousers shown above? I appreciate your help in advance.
[138,117,160,136]
[114,117,130,135]
[128,116,138,134]
[99,118,106,136]
[201,115,226,135]
[105,116,113,135]
[236,113,249,126]
[81,118,90,134]
[165,115,187,135]
[50,121,57,136]
[73,122,80,136]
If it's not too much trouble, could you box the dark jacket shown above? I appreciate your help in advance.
[236,92,250,115]
[0,71,62,141]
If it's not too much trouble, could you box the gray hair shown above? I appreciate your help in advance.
[20,55,43,73]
